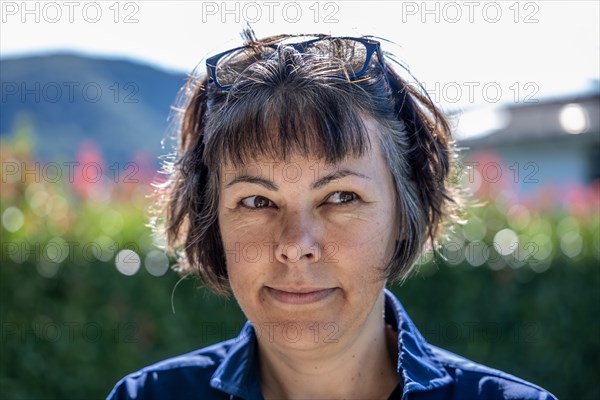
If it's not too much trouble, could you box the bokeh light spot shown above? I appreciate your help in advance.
[530,257,552,274]
[440,241,465,266]
[93,236,118,262]
[45,237,69,264]
[560,231,583,258]
[144,250,169,277]
[463,216,487,241]
[115,249,141,276]
[30,190,52,216]
[493,228,519,256]
[557,217,580,237]
[37,259,61,278]
[2,206,24,232]
[559,103,589,134]
[465,240,488,267]
[531,233,553,261]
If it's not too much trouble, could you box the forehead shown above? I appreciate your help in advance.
[219,116,385,175]
[218,134,392,191]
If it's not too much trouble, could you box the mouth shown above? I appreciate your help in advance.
[265,287,337,305]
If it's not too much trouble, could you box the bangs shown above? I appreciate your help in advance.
[202,84,373,169]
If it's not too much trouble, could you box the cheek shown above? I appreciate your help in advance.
[223,244,263,316]
[219,220,273,294]
[328,224,394,286]
[326,211,394,254]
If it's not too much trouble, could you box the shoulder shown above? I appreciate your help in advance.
[428,344,558,400]
[106,339,237,400]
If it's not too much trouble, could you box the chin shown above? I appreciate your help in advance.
[252,318,344,351]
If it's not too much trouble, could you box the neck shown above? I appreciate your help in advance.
[258,291,400,399]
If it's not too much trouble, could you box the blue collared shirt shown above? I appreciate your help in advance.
[107,289,557,399]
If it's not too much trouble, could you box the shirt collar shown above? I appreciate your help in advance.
[210,288,452,399]
[383,288,453,396]
[209,321,263,399]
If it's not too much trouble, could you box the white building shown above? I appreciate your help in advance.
[454,93,600,197]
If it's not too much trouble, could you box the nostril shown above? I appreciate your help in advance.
[276,241,319,263]
[283,242,302,262]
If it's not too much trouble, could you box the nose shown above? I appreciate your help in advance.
[275,210,322,264]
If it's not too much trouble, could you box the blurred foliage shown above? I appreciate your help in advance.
[1,130,599,400]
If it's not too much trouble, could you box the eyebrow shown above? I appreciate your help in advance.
[225,169,371,191]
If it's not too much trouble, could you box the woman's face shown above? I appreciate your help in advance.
[218,117,399,351]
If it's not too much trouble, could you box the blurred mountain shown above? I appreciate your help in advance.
[0,53,187,168]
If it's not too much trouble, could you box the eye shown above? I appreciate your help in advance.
[326,191,359,205]
[240,195,276,209]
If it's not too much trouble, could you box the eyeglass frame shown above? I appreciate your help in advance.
[205,36,386,91]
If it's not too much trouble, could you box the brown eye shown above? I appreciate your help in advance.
[326,191,358,205]
[241,195,275,209]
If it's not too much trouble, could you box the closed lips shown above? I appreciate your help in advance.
[266,287,337,304]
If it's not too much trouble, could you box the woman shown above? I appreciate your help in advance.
[108,29,556,399]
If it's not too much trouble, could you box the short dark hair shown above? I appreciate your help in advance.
[152,28,462,296]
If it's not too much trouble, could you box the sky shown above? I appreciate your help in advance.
[1,0,599,113]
